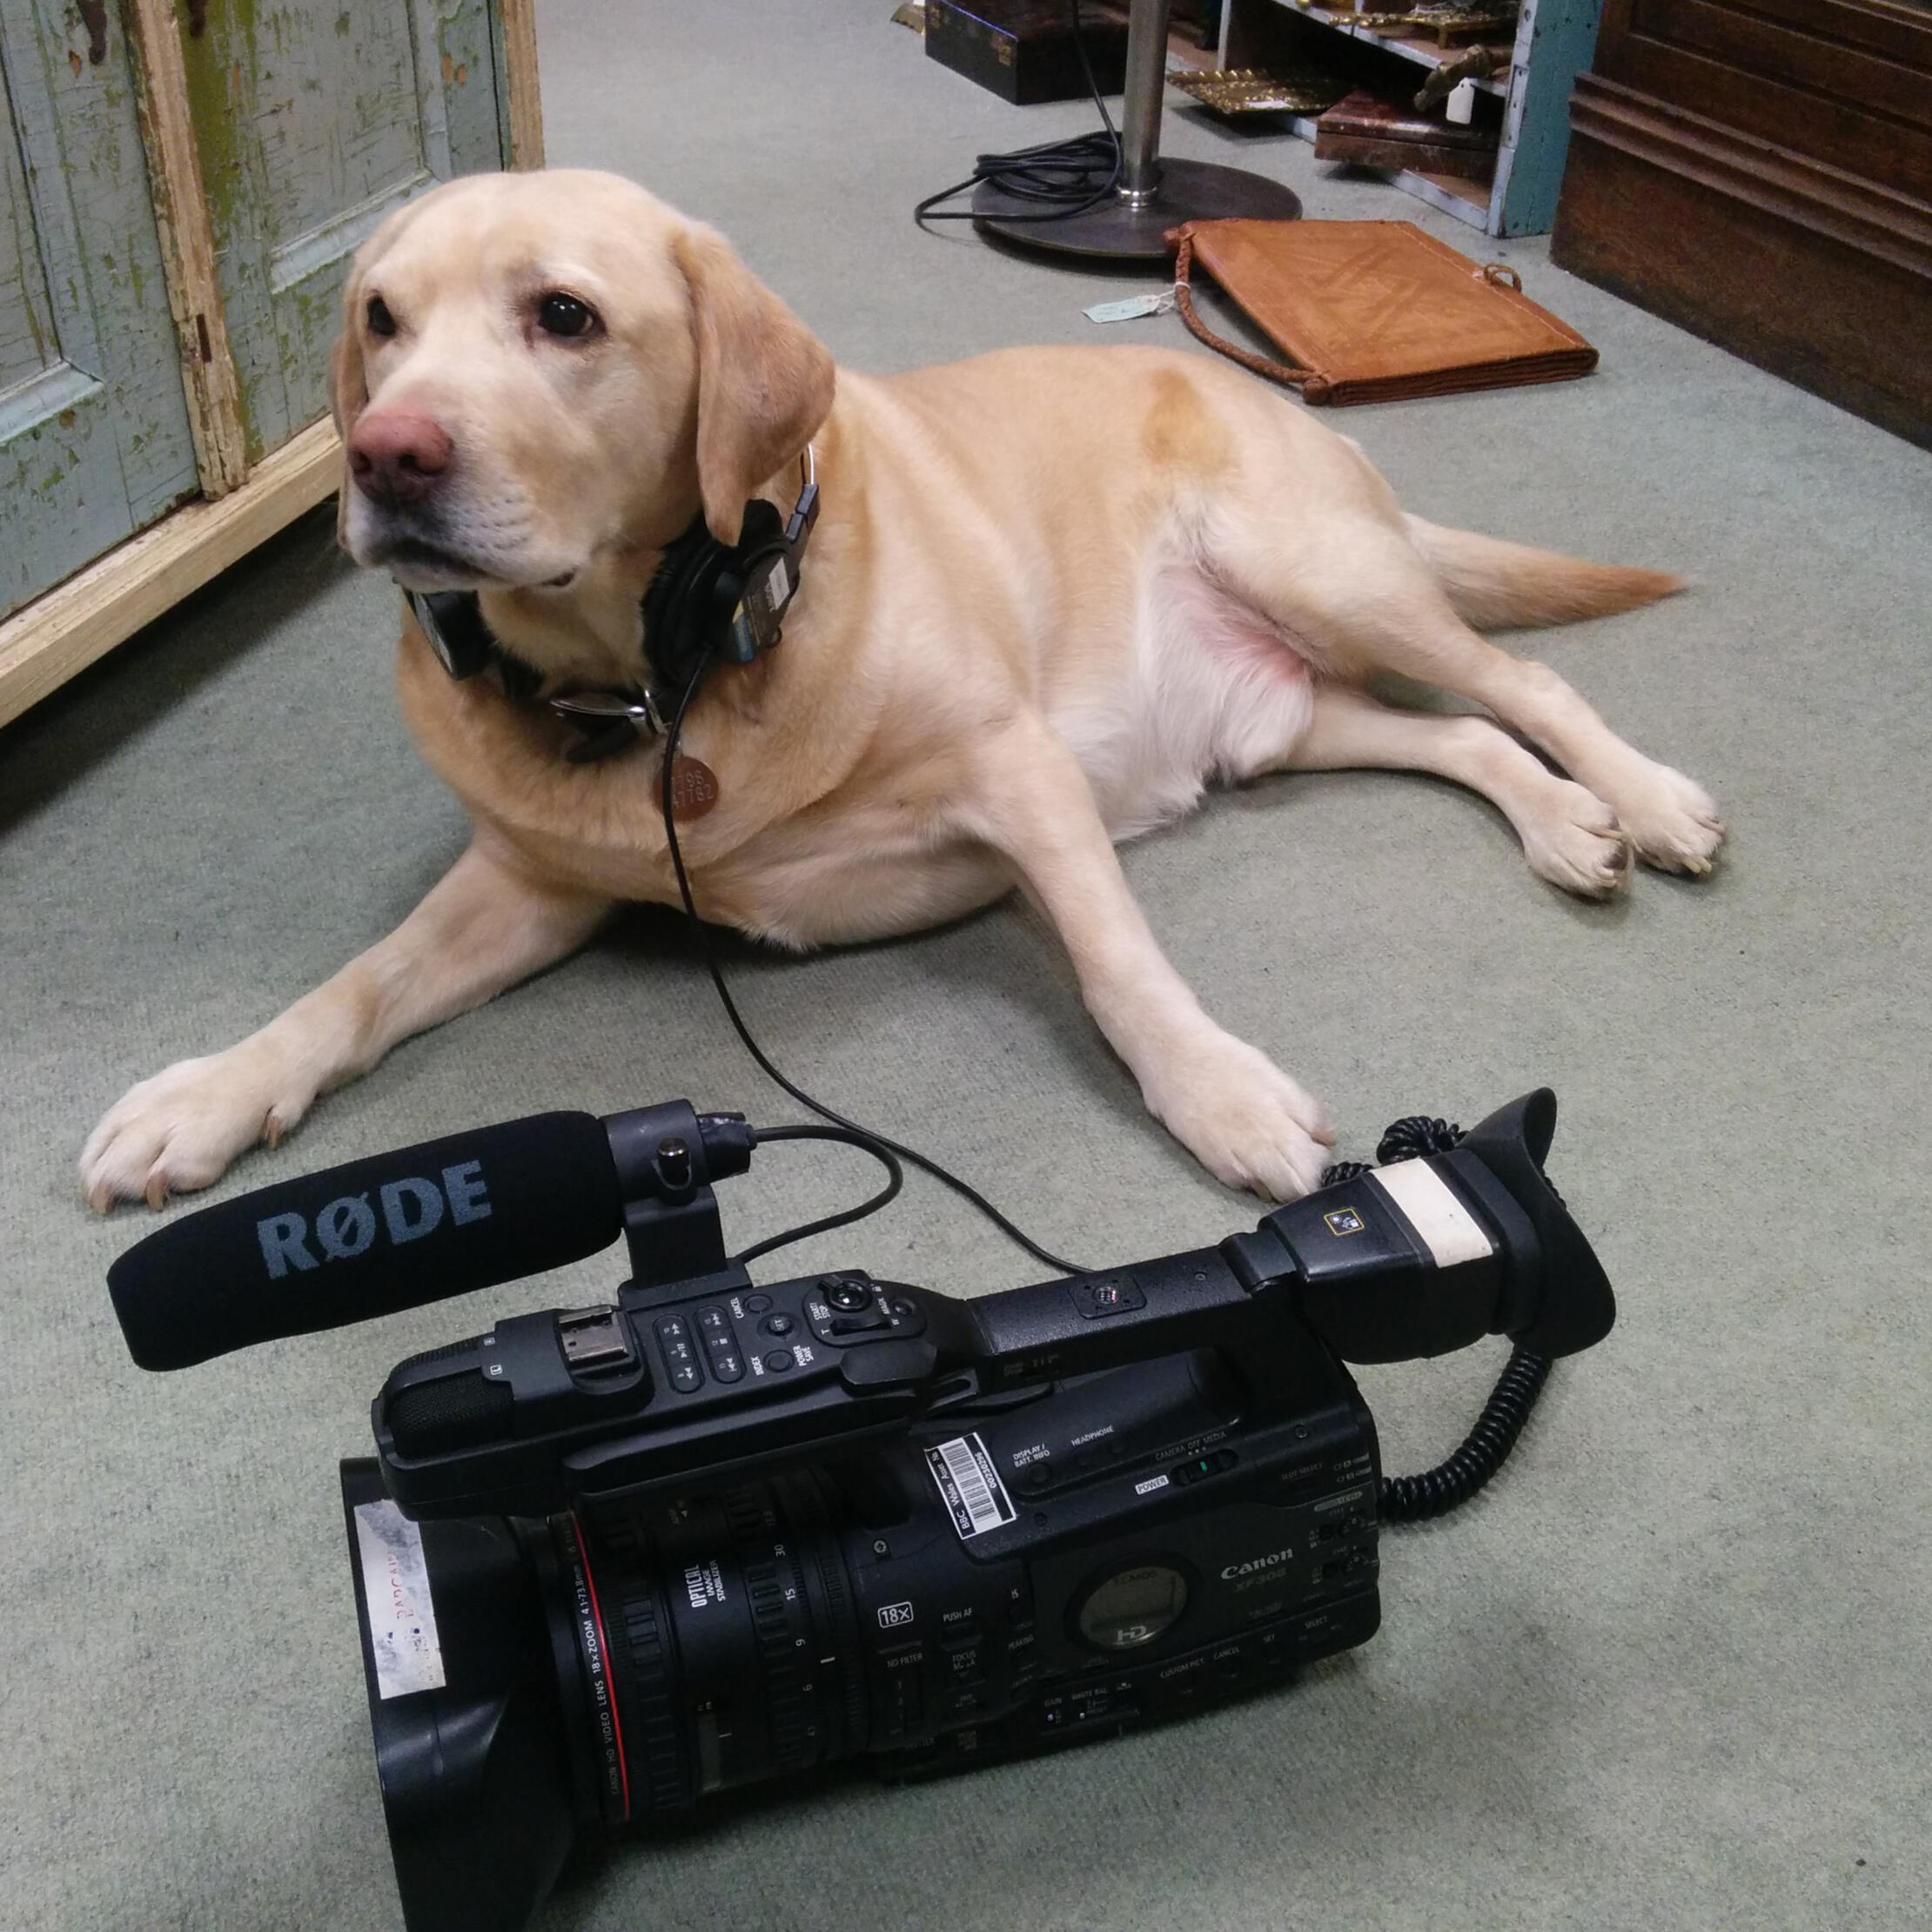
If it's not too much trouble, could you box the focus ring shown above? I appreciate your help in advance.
[610,1580,693,1819]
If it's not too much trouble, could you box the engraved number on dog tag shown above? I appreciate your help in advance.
[664,754,721,822]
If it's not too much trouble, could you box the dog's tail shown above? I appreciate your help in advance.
[1405,516,1685,630]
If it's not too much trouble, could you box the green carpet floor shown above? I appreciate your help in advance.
[3,5,1928,1929]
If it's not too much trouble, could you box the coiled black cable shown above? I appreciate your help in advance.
[914,2,1123,232]
[1325,1114,1556,1523]
[1379,1345,1552,1522]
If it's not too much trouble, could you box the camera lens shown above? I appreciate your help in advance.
[555,1470,870,1822]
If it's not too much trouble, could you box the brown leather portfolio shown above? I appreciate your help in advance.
[1167,218,1599,406]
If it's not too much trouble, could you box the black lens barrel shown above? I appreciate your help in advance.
[577,1473,869,1819]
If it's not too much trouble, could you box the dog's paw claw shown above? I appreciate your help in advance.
[80,1050,307,1211]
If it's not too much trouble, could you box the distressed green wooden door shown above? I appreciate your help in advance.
[0,0,202,621]
[178,0,506,464]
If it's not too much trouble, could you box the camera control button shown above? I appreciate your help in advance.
[653,1315,704,1393]
[820,1276,873,1313]
[760,1313,795,1338]
[762,1349,795,1373]
[744,1293,772,1314]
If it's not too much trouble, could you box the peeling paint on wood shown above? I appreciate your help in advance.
[180,0,506,460]
[0,0,199,621]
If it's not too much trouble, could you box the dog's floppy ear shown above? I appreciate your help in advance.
[673,223,835,545]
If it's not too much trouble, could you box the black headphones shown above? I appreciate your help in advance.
[643,454,821,701]
[406,451,821,740]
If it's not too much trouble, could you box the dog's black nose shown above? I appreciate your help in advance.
[349,408,453,506]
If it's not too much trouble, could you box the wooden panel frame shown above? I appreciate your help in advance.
[0,419,340,729]
[0,0,544,733]
[500,0,546,169]
[124,0,249,498]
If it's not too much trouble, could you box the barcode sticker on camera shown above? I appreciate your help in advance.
[926,1433,1016,1540]
[354,1499,446,1700]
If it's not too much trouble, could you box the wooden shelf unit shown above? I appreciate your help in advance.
[1217,0,1606,237]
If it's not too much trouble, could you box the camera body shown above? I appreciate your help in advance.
[353,1270,1382,1843]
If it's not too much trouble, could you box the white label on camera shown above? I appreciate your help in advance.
[1367,1161,1493,1269]
[1135,1474,1171,1496]
[354,1500,446,1701]
[926,1433,1016,1539]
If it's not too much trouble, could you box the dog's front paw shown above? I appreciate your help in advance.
[1144,1032,1335,1202]
[81,1045,309,1211]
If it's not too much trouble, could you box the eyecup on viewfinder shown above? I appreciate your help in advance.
[340,1460,579,1932]
[1459,1088,1616,1358]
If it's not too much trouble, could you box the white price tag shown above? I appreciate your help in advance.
[1083,288,1177,325]
[354,1499,446,1700]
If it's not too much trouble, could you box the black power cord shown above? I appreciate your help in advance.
[914,2,1123,231]
[735,1124,902,1269]
[1325,1117,1556,1522]
[658,664,1089,1277]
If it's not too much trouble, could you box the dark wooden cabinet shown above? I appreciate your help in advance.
[1552,0,1932,446]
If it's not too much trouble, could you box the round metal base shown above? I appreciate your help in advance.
[971,158,1301,261]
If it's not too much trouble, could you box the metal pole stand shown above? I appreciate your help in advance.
[971,0,1301,260]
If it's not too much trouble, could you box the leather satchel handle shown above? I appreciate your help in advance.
[1165,224,1329,402]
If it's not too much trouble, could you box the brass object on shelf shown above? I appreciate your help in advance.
[1401,3,1518,44]
[1166,64,1352,117]
[1414,42,1497,110]
[1293,1,1518,44]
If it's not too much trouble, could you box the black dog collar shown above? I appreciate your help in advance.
[405,451,819,764]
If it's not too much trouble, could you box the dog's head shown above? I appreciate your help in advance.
[330,170,835,594]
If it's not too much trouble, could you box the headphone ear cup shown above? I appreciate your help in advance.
[643,524,728,684]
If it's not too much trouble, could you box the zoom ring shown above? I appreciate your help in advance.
[743,1548,816,1773]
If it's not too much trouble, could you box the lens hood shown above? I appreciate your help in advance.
[340,1461,581,1932]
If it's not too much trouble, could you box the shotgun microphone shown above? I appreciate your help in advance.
[108,1112,623,1371]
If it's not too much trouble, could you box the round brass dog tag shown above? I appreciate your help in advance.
[664,754,721,822]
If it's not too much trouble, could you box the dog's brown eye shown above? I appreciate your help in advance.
[537,292,596,339]
[366,295,397,339]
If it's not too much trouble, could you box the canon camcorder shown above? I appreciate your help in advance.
[109,1089,1613,1932]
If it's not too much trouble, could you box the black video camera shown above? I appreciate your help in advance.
[109,1090,1613,1932]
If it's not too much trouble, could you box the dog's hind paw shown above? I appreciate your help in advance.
[80,1046,309,1211]
[1144,1031,1335,1202]
[1523,781,1632,899]
[1613,764,1726,876]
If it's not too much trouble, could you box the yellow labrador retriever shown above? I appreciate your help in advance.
[82,170,1722,1211]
